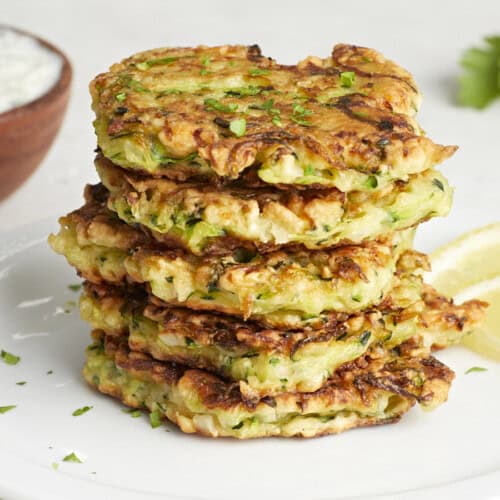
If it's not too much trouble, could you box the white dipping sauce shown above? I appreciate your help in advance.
[0,27,63,114]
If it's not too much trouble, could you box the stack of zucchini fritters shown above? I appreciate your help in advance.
[49,44,486,438]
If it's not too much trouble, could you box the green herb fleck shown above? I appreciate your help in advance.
[16,381,26,386]
[52,462,59,471]
[115,92,127,102]
[165,276,174,283]
[229,118,246,137]
[388,211,400,223]
[432,178,445,191]
[0,405,16,414]
[72,406,93,417]
[359,330,371,346]
[200,56,211,75]
[122,408,142,418]
[291,103,313,126]
[351,295,362,303]
[47,370,53,375]
[136,56,178,71]
[232,421,244,430]
[1,350,20,365]
[204,98,238,113]
[63,452,83,464]
[269,357,280,366]
[303,165,316,176]
[340,71,356,88]
[68,283,82,292]
[365,175,378,189]
[127,79,150,92]
[248,67,270,76]
[272,114,282,126]
[465,366,488,374]
[150,409,162,429]
[458,36,500,109]
[225,86,262,97]
[185,338,196,347]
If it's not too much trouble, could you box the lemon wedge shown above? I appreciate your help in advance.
[426,223,500,361]
[425,222,500,297]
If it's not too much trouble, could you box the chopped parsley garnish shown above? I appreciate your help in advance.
[225,86,262,97]
[68,283,82,292]
[204,98,238,113]
[127,79,149,93]
[52,462,59,471]
[115,92,127,102]
[303,165,316,176]
[72,406,93,416]
[0,405,16,414]
[359,330,371,346]
[291,102,314,126]
[351,295,362,303]
[365,175,378,189]
[16,381,26,386]
[122,408,142,418]
[47,370,53,375]
[465,366,488,374]
[432,178,445,191]
[232,421,244,429]
[458,36,500,109]
[250,98,282,125]
[1,350,20,365]
[248,67,270,76]
[269,357,280,365]
[136,56,178,71]
[165,276,174,283]
[272,114,282,126]
[150,409,162,428]
[63,452,83,464]
[200,56,211,75]
[229,118,247,137]
[340,71,356,88]
[185,338,196,347]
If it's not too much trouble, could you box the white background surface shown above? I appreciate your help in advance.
[1,1,499,499]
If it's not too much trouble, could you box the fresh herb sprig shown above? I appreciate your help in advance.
[458,36,500,109]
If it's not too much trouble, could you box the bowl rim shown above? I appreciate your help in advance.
[0,24,72,123]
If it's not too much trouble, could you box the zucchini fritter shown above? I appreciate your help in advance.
[49,198,423,326]
[97,155,452,255]
[84,333,454,439]
[90,44,456,190]
[80,282,419,399]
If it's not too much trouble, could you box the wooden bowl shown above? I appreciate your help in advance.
[0,26,72,201]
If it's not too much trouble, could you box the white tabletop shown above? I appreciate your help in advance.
[1,0,499,252]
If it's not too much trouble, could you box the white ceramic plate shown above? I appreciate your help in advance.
[0,220,499,500]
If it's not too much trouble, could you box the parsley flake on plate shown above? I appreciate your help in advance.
[1,350,20,365]
[465,366,488,374]
[63,452,83,463]
[0,405,16,414]
[72,406,93,416]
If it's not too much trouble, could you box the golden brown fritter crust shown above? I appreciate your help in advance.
[92,332,454,413]
[420,284,488,349]
[82,281,416,355]
[95,154,452,255]
[90,44,456,187]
